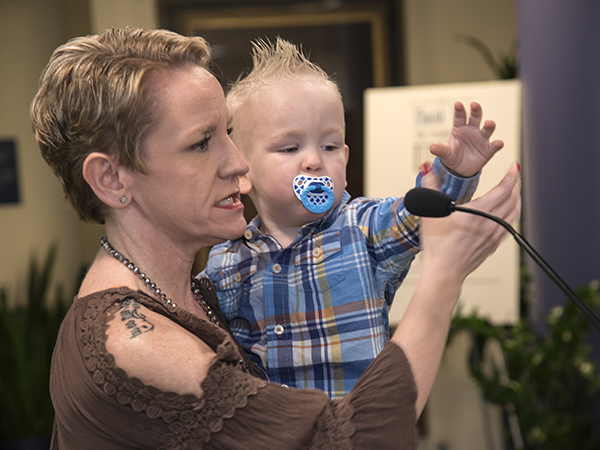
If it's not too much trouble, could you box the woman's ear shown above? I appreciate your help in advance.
[82,152,131,208]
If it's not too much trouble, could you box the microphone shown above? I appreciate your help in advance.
[404,187,600,331]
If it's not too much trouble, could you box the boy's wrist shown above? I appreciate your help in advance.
[440,160,474,179]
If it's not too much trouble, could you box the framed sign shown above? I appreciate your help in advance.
[0,140,20,205]
[365,80,522,325]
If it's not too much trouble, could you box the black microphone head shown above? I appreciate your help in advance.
[404,187,455,217]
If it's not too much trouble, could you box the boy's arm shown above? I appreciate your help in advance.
[358,159,478,296]
[360,157,479,272]
[361,102,498,295]
[430,101,504,178]
[416,157,479,204]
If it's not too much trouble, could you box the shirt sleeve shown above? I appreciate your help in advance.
[426,157,480,204]
[201,240,247,322]
[352,157,479,302]
[205,342,418,450]
[379,156,481,254]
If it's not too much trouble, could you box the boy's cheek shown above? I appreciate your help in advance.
[239,174,252,194]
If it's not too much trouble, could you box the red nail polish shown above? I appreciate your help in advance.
[516,162,521,172]
[419,162,432,175]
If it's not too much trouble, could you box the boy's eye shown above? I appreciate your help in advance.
[321,145,336,151]
[282,147,299,153]
[191,135,210,151]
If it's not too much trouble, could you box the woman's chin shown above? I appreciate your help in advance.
[215,221,248,243]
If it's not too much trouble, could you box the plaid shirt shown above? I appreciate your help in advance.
[202,158,479,398]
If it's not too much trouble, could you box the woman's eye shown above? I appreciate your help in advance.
[191,136,210,151]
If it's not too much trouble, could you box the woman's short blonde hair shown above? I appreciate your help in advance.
[30,27,211,223]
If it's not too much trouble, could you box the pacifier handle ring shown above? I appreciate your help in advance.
[301,183,335,214]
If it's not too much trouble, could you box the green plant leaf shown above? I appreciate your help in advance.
[452,279,600,449]
[0,244,73,440]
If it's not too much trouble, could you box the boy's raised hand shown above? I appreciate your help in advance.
[429,102,504,178]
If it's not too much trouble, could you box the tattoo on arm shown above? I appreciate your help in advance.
[119,298,155,339]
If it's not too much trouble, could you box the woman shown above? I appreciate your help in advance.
[31,27,520,449]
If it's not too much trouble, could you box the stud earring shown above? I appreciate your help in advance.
[120,196,127,204]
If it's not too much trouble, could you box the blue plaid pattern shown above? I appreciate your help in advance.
[202,158,479,398]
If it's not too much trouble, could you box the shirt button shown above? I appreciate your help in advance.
[272,263,282,273]
[274,324,284,336]
[244,230,253,240]
[312,247,323,258]
[234,271,241,283]
[281,384,289,388]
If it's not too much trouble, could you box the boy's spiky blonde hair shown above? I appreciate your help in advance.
[227,37,341,118]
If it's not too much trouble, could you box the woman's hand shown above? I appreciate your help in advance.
[419,161,521,285]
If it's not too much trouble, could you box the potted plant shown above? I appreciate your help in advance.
[451,279,600,449]
[0,245,72,449]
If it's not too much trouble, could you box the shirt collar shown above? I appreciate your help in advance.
[243,191,352,244]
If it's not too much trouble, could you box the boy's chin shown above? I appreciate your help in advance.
[299,209,328,224]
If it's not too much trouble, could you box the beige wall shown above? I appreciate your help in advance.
[403,0,517,85]
[0,0,156,304]
[89,0,157,33]
[0,0,79,303]
[0,0,516,302]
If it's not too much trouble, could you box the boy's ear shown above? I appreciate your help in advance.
[344,145,350,164]
[239,173,252,195]
[82,152,132,208]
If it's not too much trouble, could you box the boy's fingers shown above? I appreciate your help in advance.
[491,139,505,152]
[453,101,467,127]
[429,142,449,160]
[467,102,483,128]
[480,120,496,140]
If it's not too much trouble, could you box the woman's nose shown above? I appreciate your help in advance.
[223,138,249,178]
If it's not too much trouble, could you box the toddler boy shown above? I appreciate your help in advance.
[203,38,503,398]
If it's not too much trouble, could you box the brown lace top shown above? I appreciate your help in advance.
[50,282,418,449]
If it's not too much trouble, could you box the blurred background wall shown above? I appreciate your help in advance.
[0,0,517,304]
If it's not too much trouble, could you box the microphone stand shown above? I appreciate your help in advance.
[452,203,600,332]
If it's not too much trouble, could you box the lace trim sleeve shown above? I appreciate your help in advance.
[80,288,267,450]
[311,400,356,449]
[165,339,268,449]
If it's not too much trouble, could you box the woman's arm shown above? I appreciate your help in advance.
[105,299,216,398]
[391,162,521,416]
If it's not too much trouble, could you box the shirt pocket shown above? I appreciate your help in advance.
[210,259,258,317]
[294,233,346,293]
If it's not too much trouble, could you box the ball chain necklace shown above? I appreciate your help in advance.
[100,236,250,374]
[100,236,220,326]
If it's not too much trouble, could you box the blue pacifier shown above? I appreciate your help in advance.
[293,175,335,214]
